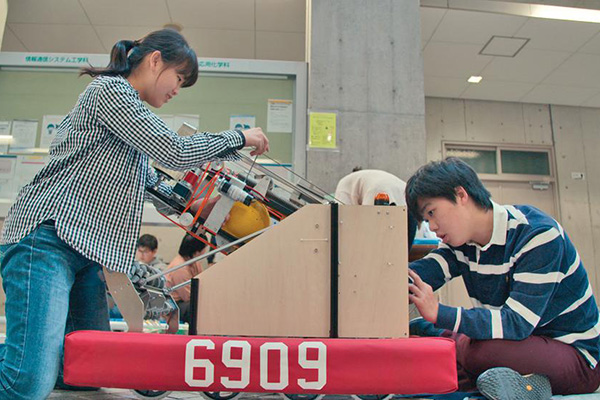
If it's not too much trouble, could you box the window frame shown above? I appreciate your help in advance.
[442,141,556,184]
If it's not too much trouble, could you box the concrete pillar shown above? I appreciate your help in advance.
[306,0,426,193]
[0,0,7,50]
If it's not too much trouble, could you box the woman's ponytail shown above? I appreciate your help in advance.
[80,29,197,86]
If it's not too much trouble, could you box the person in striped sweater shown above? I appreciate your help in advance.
[406,157,600,399]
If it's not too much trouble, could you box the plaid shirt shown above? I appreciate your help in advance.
[1,75,244,273]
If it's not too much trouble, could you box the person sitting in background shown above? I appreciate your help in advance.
[135,233,167,271]
[166,234,208,323]
[334,167,417,250]
[406,157,600,399]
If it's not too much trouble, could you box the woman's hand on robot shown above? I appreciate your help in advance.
[242,127,269,156]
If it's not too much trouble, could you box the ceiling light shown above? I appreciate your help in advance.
[468,76,482,84]
[421,1,600,24]
[163,23,183,32]
[530,5,600,24]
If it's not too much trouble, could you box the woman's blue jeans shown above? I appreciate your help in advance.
[0,222,110,399]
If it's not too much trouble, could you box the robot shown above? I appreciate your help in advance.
[105,142,334,336]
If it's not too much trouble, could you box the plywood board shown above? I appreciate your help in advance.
[338,206,408,338]
[195,204,409,338]
[196,205,331,337]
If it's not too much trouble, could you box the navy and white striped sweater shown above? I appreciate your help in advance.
[410,202,600,368]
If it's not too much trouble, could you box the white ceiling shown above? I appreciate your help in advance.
[1,0,307,61]
[3,0,600,107]
[421,3,600,107]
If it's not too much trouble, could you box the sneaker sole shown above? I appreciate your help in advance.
[476,367,552,400]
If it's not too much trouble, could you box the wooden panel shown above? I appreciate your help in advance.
[465,100,525,144]
[338,206,408,338]
[523,103,553,145]
[195,204,409,338]
[196,205,331,337]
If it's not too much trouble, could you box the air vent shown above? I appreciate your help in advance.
[480,36,529,57]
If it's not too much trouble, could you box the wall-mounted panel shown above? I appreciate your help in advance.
[523,103,553,145]
[550,105,597,296]
[425,97,467,161]
[465,100,525,144]
[579,107,600,295]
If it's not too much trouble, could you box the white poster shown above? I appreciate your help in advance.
[267,99,293,133]
[9,120,38,153]
[0,121,11,136]
[40,115,65,150]
[230,115,256,131]
[0,155,17,200]
[0,121,12,154]
[15,155,48,189]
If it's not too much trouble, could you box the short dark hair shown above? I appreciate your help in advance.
[405,157,492,222]
[137,234,158,251]
[178,234,208,259]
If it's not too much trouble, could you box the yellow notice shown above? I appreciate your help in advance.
[309,112,337,149]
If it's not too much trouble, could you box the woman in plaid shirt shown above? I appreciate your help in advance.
[0,28,269,399]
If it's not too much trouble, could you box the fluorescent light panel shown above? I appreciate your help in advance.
[468,76,482,83]
[530,4,600,24]
[422,1,600,24]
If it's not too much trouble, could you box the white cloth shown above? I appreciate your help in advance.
[334,170,406,206]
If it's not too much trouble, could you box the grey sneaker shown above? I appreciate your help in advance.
[476,367,552,400]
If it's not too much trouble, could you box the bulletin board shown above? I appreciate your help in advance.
[0,53,308,216]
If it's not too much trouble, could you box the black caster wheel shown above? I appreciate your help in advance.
[282,394,324,400]
[132,389,172,399]
[353,395,392,400]
[200,392,241,400]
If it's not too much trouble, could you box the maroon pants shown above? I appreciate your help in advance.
[445,332,600,395]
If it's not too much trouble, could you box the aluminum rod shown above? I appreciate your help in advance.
[146,226,271,283]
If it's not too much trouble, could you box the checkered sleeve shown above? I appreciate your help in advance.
[96,79,244,171]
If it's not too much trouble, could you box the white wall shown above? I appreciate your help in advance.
[552,105,600,305]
